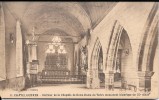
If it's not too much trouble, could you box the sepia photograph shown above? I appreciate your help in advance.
[0,1,158,99]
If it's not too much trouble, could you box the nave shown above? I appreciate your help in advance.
[0,2,158,96]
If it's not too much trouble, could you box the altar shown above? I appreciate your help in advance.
[39,36,86,84]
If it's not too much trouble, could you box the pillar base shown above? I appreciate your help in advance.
[7,76,25,91]
[87,69,100,89]
[91,77,100,89]
[105,71,114,90]
[138,71,154,92]
[86,71,90,88]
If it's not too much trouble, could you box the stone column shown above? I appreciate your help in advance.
[31,43,38,60]
[27,44,32,62]
[138,71,154,92]
[71,43,74,75]
[26,42,38,78]
[86,70,91,88]
[26,42,32,81]
[16,20,24,77]
[87,65,94,88]
[26,41,39,87]
[105,71,114,90]
[0,2,6,80]
[91,68,100,89]
[26,62,31,78]
[26,42,38,61]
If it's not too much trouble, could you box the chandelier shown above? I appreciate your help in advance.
[52,36,61,46]
[45,36,67,54]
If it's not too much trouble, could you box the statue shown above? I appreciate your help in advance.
[80,46,88,74]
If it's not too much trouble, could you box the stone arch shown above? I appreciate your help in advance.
[148,33,157,71]
[89,37,103,88]
[105,20,134,89]
[90,38,102,70]
[98,46,105,88]
[137,3,158,72]
[105,20,124,71]
[137,3,158,92]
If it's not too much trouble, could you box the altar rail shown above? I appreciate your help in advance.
[38,71,86,84]
[41,69,70,76]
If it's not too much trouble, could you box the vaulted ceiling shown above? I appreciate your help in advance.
[3,2,117,38]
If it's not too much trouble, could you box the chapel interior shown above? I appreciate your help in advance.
[0,2,158,93]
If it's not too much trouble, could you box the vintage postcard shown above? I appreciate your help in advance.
[0,1,158,99]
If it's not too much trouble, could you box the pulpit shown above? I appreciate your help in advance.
[30,60,39,86]
[26,60,39,87]
[26,35,38,88]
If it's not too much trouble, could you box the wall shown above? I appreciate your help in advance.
[0,3,6,80]
[2,4,25,90]
[3,4,17,79]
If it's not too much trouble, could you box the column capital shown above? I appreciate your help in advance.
[105,71,114,77]
[26,40,37,45]
[138,71,154,92]
[105,70,113,74]
[138,71,154,77]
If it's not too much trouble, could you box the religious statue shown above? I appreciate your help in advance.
[80,46,88,74]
